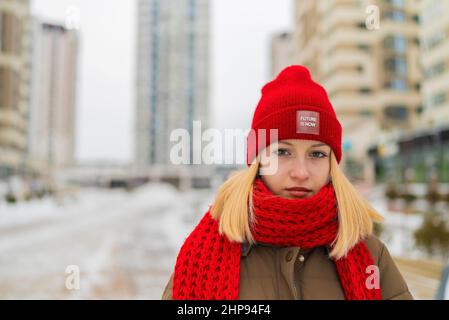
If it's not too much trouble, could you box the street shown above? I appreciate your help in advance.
[0,182,444,299]
[0,183,212,299]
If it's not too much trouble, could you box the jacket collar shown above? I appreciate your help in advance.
[241,242,252,256]
[241,242,318,257]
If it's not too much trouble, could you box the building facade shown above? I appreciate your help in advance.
[28,21,78,174]
[293,0,422,183]
[135,0,210,168]
[0,0,31,179]
[270,31,294,78]
[369,0,449,184]
[418,0,449,129]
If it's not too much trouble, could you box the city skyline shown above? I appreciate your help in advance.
[31,0,293,165]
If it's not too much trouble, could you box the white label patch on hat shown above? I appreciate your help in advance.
[296,110,320,135]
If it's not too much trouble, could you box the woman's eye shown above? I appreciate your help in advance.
[311,151,327,158]
[274,148,290,156]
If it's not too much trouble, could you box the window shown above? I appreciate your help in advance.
[384,10,406,22]
[424,92,447,109]
[360,87,372,94]
[393,0,405,7]
[384,0,405,8]
[384,57,407,76]
[0,12,22,54]
[391,79,408,91]
[383,35,407,53]
[356,22,366,29]
[360,110,373,117]
[423,31,445,51]
[425,61,445,79]
[413,37,420,46]
[187,0,195,19]
[0,66,20,109]
[433,92,446,106]
[358,44,370,52]
[384,106,408,121]
[416,105,423,114]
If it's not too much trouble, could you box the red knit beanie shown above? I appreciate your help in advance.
[246,65,342,166]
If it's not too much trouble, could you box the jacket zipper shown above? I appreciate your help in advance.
[293,283,298,299]
[292,249,300,299]
[293,261,298,299]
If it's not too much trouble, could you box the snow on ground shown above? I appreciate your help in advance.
[0,182,213,299]
[370,197,424,259]
[364,184,449,261]
[362,184,449,299]
[0,180,446,299]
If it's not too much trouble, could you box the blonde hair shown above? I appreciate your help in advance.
[210,151,384,259]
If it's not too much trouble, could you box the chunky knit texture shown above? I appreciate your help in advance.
[172,179,381,300]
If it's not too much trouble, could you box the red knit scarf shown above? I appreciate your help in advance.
[172,178,381,300]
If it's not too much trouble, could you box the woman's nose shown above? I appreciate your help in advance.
[289,159,310,179]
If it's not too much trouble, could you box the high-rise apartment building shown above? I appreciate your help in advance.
[0,0,31,179]
[135,0,210,168]
[293,0,422,181]
[28,21,79,173]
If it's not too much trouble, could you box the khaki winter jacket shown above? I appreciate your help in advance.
[162,234,413,300]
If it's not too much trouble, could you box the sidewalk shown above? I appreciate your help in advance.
[393,256,444,300]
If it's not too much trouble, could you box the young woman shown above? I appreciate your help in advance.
[162,65,413,300]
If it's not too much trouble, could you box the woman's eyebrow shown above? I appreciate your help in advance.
[311,143,328,147]
[278,142,328,148]
[278,141,327,148]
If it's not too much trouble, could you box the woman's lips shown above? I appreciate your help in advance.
[286,190,310,198]
[285,187,312,198]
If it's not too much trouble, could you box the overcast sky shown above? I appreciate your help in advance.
[31,0,293,164]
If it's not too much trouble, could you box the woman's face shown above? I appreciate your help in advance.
[259,139,331,199]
